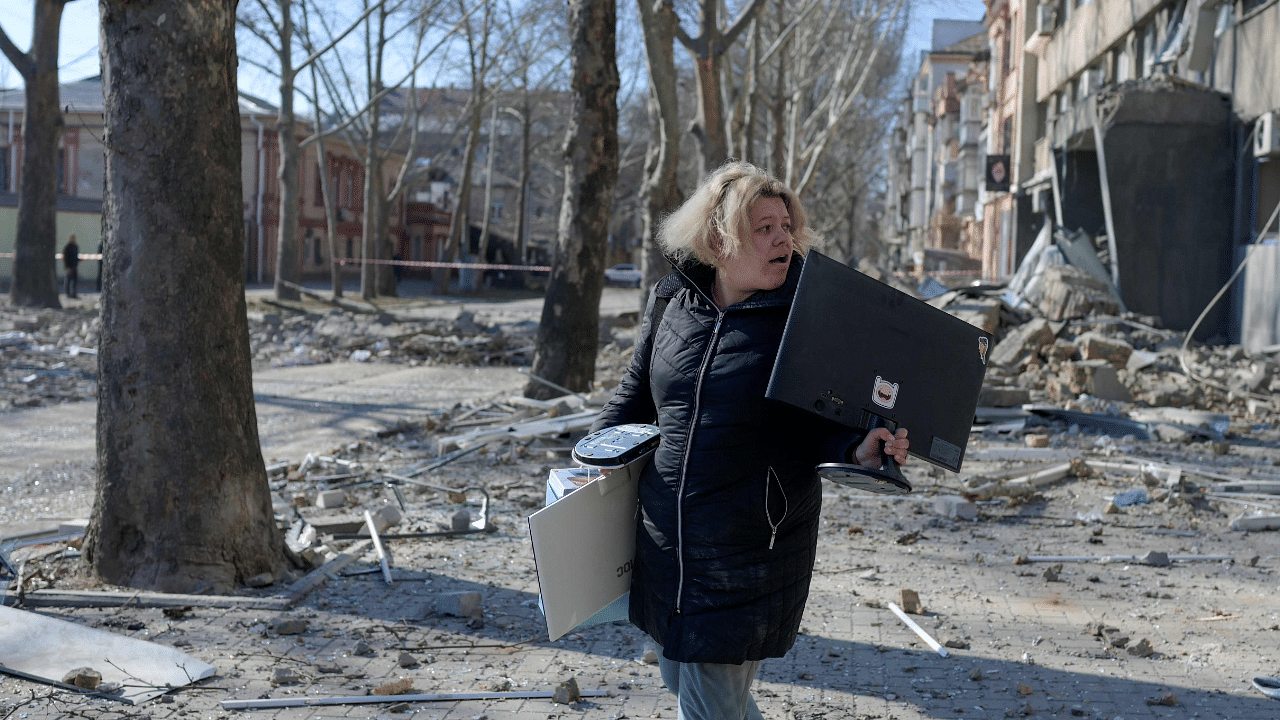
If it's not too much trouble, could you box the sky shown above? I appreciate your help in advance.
[1,0,987,103]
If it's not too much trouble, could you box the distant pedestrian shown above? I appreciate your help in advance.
[62,234,80,298]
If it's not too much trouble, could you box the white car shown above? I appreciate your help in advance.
[604,263,642,288]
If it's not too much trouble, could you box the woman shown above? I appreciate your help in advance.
[592,161,909,719]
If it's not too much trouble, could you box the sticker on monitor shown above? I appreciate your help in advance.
[872,376,898,409]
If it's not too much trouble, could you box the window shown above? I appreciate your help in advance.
[57,149,66,196]
[535,205,544,218]
[0,148,8,193]
[491,202,503,220]
[346,238,354,259]
[313,235,323,266]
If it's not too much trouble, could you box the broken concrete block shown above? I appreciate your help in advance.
[1042,564,1062,582]
[1076,332,1133,370]
[1139,551,1171,567]
[1083,363,1133,402]
[1054,360,1132,401]
[1103,629,1131,649]
[1127,638,1155,657]
[552,677,581,704]
[315,490,348,509]
[270,667,302,686]
[1229,515,1280,531]
[61,667,102,690]
[270,617,308,635]
[373,677,415,695]
[397,652,418,667]
[352,639,374,655]
[435,591,483,618]
[359,505,403,535]
[899,588,922,615]
[450,509,472,532]
[933,496,977,521]
[1024,434,1050,448]
[1041,338,1077,362]
[978,385,1031,407]
[990,318,1056,368]
[1037,264,1121,321]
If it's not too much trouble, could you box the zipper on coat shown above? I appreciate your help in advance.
[764,467,789,550]
[674,309,724,614]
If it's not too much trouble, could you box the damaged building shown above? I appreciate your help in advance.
[886,0,1280,347]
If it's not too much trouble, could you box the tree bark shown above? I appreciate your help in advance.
[87,0,283,593]
[525,0,617,400]
[273,0,302,301]
[635,0,680,302]
[0,0,71,309]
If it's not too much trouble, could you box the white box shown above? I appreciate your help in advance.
[529,455,650,640]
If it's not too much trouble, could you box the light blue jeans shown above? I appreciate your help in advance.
[657,648,765,720]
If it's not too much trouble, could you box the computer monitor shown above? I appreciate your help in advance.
[766,251,992,483]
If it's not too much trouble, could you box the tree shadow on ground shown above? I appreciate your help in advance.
[335,565,1278,719]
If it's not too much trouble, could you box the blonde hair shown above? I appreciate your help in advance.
[658,161,819,268]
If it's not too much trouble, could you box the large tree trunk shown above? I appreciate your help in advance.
[273,0,301,301]
[525,0,618,400]
[86,0,283,594]
[635,0,680,302]
[0,0,69,309]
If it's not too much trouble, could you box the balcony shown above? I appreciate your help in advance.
[1034,137,1053,177]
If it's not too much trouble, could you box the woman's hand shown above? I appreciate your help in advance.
[852,427,909,468]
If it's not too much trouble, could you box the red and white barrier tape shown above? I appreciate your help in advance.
[336,258,551,272]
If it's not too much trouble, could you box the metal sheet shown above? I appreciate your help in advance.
[0,605,215,704]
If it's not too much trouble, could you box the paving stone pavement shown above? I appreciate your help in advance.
[2,361,1278,719]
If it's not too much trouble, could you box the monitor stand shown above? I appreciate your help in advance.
[815,415,912,495]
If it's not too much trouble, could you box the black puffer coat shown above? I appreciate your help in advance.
[593,253,861,664]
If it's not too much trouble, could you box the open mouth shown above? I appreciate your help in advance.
[768,254,789,264]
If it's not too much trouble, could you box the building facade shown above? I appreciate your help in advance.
[884,20,988,279]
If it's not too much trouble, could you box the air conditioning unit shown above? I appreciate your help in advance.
[1255,111,1280,158]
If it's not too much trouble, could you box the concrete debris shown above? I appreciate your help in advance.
[436,591,483,619]
[373,678,415,696]
[270,667,303,686]
[61,666,102,690]
[1229,515,1280,531]
[269,617,308,635]
[552,677,581,704]
[899,588,923,615]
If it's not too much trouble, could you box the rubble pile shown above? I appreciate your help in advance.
[928,283,1279,424]
[0,299,642,410]
[246,308,541,369]
[0,307,100,410]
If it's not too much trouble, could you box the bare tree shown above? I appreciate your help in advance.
[525,0,618,399]
[674,0,765,178]
[634,0,681,297]
[237,0,383,301]
[86,0,282,592]
[0,0,79,309]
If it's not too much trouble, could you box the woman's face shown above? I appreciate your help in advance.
[716,196,793,305]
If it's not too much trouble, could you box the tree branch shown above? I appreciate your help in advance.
[0,27,34,79]
[720,0,767,50]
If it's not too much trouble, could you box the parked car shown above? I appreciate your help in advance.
[604,263,642,288]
